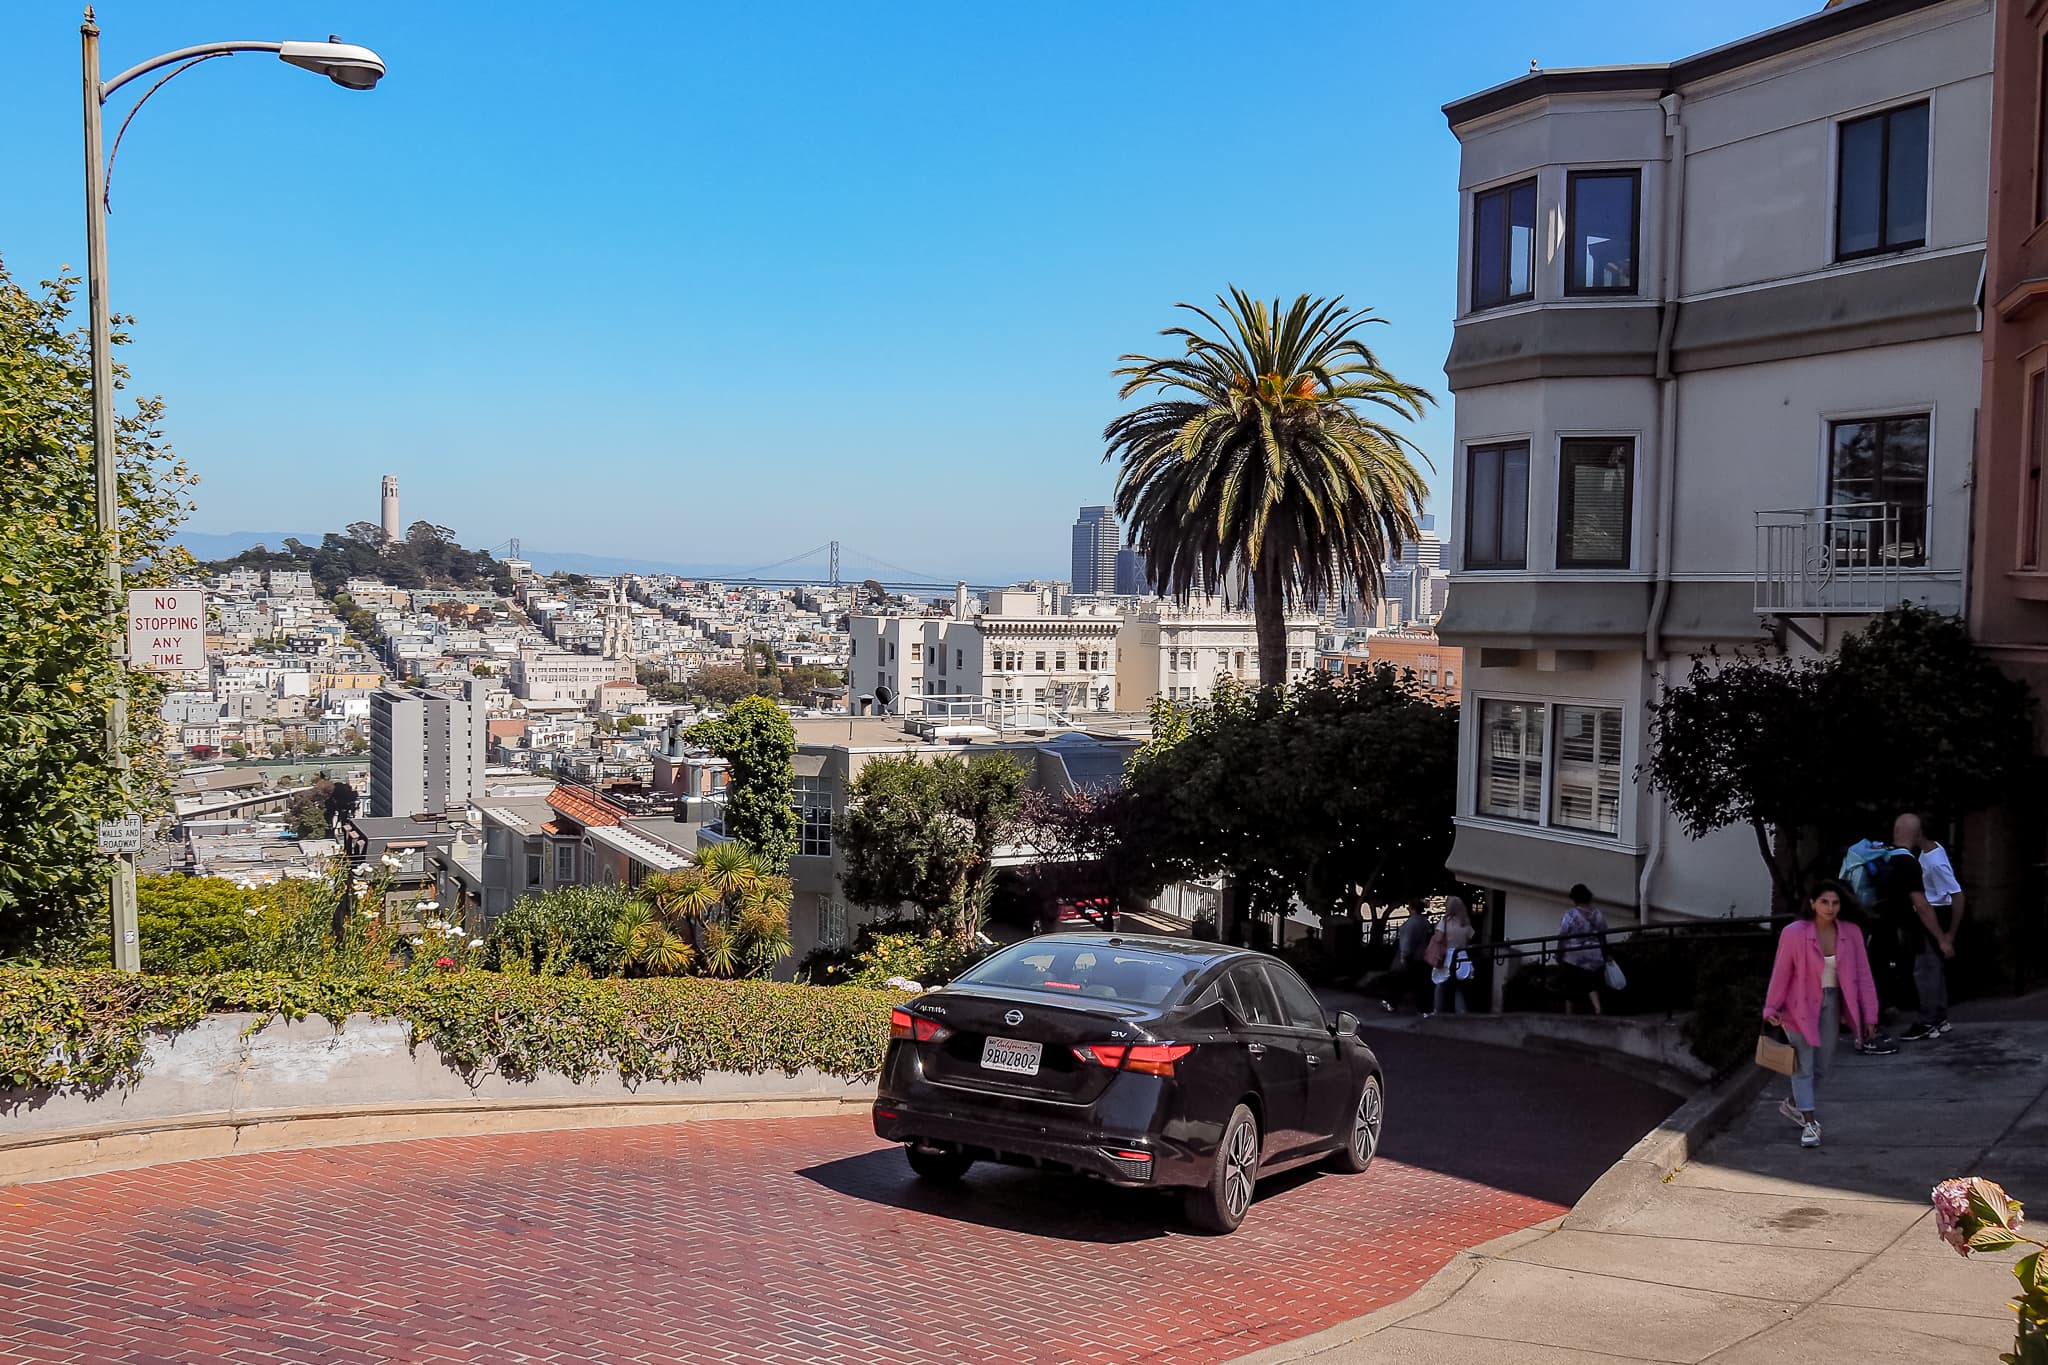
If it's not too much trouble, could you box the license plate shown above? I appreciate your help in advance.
[980,1036,1042,1076]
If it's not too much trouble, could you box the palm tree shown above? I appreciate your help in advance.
[1105,288,1434,683]
[620,844,792,977]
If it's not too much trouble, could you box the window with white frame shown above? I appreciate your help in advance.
[793,774,833,857]
[1478,700,1544,823]
[554,842,576,882]
[1475,698,1624,837]
[1035,651,1046,670]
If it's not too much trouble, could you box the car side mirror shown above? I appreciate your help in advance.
[1333,1010,1361,1037]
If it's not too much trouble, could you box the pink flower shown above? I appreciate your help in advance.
[435,956,456,971]
[1933,1177,2025,1257]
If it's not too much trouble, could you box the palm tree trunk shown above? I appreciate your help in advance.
[1251,553,1288,687]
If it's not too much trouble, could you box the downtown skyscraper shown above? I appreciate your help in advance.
[1070,505,1120,595]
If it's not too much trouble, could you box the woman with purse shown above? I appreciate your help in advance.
[1763,882,1882,1149]
[1430,897,1476,1016]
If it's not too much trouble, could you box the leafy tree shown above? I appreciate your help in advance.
[693,663,778,706]
[284,777,337,840]
[1105,289,1432,681]
[619,843,793,977]
[838,753,1029,939]
[133,875,268,974]
[1646,605,2037,913]
[344,521,384,545]
[226,741,248,759]
[0,259,196,959]
[685,696,799,870]
[483,882,631,977]
[1105,669,1459,936]
[778,663,846,701]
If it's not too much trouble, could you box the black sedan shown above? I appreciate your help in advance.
[872,934,1384,1233]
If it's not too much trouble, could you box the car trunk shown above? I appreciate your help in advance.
[917,987,1160,1104]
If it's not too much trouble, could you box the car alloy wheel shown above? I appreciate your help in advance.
[1186,1103,1260,1234]
[1223,1117,1258,1220]
[1330,1074,1383,1174]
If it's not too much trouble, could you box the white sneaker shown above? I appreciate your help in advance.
[1778,1099,1807,1128]
[1800,1121,1822,1149]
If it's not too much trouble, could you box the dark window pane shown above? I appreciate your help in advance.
[1829,414,1930,567]
[2028,371,2045,568]
[1500,448,1529,565]
[1509,183,1536,298]
[1468,451,1501,562]
[1568,172,1637,292]
[1558,439,1634,569]
[1474,190,1507,308]
[1837,115,1884,256]
[1264,965,1326,1030]
[1885,102,1929,246]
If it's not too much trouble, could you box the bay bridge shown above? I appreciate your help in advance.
[721,541,1008,595]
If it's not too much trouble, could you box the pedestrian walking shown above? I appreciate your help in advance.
[1763,882,1882,1148]
[1387,904,1436,1013]
[1430,897,1476,1016]
[1896,812,1962,1040]
[1558,884,1607,1015]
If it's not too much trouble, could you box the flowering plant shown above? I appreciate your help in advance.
[1932,1177,2048,1364]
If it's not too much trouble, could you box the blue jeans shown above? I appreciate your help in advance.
[1787,987,1840,1115]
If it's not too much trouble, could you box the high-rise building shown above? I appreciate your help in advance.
[1113,546,1150,597]
[380,475,400,542]
[368,682,485,818]
[1070,506,1120,595]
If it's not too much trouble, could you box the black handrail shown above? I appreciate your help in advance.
[1466,915,1783,967]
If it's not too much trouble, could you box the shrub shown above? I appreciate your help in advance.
[0,968,901,1095]
[845,931,988,988]
[483,884,631,978]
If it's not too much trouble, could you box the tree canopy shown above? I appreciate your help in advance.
[1104,669,1459,930]
[1645,605,2037,911]
[837,753,1029,939]
[1105,289,1433,681]
[0,259,196,959]
[685,696,799,871]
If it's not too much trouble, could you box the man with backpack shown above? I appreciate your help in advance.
[1895,812,1962,1040]
[1839,835,1907,1053]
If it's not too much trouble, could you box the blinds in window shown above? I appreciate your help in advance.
[1560,439,1633,568]
[1553,705,1622,835]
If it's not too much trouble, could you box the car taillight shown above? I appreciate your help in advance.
[888,1008,950,1043]
[1071,1043,1192,1077]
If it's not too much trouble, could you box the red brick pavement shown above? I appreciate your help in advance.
[0,1113,1564,1365]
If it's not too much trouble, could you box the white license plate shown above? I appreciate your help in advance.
[980,1036,1043,1076]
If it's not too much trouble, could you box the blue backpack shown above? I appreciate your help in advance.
[1840,839,1906,911]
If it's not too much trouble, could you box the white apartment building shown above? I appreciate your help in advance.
[1114,599,1319,707]
[508,646,634,703]
[368,682,488,818]
[1438,0,1987,937]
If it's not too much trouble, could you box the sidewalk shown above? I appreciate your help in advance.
[1234,1021,2048,1364]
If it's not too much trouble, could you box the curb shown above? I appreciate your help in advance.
[1561,1060,1770,1230]
[0,1088,878,1188]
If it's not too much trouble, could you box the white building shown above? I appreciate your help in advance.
[1437,0,1986,937]
[1113,599,1319,707]
[508,646,634,703]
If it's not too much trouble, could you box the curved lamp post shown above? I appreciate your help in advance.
[80,7,384,970]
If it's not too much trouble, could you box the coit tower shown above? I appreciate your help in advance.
[380,475,399,542]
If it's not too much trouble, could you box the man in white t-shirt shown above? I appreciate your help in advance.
[1897,813,1964,1039]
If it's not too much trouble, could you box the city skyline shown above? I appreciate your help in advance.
[2,2,1810,580]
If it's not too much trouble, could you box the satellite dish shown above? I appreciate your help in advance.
[874,684,895,707]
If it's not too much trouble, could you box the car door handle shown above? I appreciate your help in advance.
[1305,1053,1321,1067]
[1246,1042,1267,1056]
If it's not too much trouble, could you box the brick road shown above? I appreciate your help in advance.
[0,1031,1675,1365]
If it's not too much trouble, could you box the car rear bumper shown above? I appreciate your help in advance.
[873,1102,1207,1187]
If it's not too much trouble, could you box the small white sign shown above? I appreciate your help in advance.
[97,817,143,854]
[126,588,205,673]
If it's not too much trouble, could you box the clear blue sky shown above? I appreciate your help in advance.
[3,2,1808,581]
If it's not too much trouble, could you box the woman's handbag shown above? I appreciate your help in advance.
[1603,958,1627,992]
[1424,930,1446,969]
[1755,1025,1798,1076]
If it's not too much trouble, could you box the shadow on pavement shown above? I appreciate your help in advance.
[1361,1024,1681,1208]
[796,1147,1176,1244]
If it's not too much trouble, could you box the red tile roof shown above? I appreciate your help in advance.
[546,784,622,829]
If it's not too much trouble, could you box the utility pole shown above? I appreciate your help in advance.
[81,11,139,970]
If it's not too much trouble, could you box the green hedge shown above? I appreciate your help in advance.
[0,969,901,1095]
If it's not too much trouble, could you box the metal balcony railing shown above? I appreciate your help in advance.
[1754,503,1911,615]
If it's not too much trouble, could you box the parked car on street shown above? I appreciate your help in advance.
[872,934,1383,1233]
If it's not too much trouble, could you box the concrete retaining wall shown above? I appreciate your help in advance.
[1417,1012,1712,1091]
[0,1013,877,1186]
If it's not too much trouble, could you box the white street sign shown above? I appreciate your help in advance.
[126,588,204,673]
[97,817,143,854]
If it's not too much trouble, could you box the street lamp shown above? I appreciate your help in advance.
[80,8,384,970]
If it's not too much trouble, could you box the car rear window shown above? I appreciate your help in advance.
[955,942,1200,1005]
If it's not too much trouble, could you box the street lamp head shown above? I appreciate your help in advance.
[278,36,384,90]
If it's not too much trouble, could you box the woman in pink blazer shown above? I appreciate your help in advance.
[1762,883,1881,1149]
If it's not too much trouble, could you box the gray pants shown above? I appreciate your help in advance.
[1787,987,1840,1115]
[1915,939,1950,1025]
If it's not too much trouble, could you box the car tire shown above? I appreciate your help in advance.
[905,1145,974,1182]
[1329,1074,1384,1174]
[1185,1104,1260,1234]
